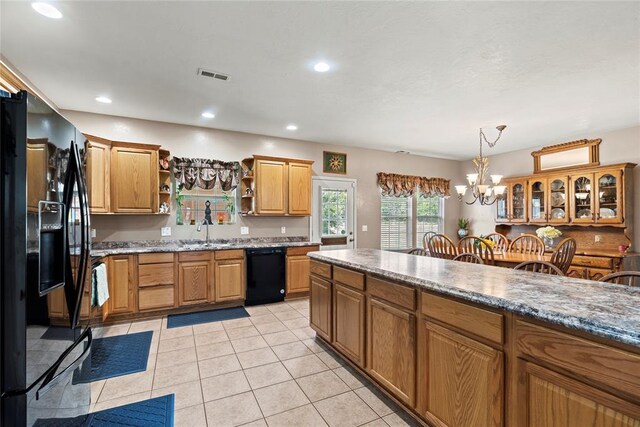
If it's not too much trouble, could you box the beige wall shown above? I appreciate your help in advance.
[62,110,462,248]
[460,126,640,249]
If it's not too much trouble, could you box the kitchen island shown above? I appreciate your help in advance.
[308,248,640,427]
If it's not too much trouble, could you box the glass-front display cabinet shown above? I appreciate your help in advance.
[528,178,547,223]
[570,173,594,223]
[547,176,569,224]
[508,180,527,222]
[594,169,623,224]
[495,186,509,222]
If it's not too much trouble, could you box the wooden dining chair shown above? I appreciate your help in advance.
[427,234,458,260]
[453,253,484,264]
[599,271,640,287]
[408,248,428,256]
[422,231,437,251]
[550,238,577,274]
[457,236,495,265]
[485,233,509,253]
[514,260,564,276]
[508,234,545,255]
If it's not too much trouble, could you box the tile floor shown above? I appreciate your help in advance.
[90,298,419,427]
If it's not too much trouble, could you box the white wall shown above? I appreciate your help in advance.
[62,110,463,247]
[460,126,640,249]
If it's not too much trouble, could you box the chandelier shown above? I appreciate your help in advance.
[455,125,507,205]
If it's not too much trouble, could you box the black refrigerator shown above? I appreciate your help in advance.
[1,90,93,426]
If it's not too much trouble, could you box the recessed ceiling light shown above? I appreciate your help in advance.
[201,112,215,119]
[31,2,62,19]
[286,124,298,131]
[95,96,112,104]
[313,62,330,73]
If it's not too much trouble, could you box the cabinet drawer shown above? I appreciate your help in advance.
[138,252,174,264]
[334,266,365,291]
[421,292,503,345]
[310,260,331,279]
[287,245,319,256]
[368,276,416,311]
[572,255,613,269]
[178,251,211,262]
[138,263,174,287]
[516,320,640,397]
[139,286,174,311]
[214,249,244,260]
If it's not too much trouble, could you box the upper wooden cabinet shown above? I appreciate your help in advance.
[84,135,166,215]
[241,155,314,216]
[496,163,635,227]
[26,139,56,213]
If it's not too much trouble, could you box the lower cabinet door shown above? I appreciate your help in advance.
[215,259,245,302]
[520,361,639,427]
[333,283,366,367]
[310,276,332,341]
[286,255,311,295]
[108,255,136,314]
[178,261,210,305]
[421,321,503,427]
[367,297,415,406]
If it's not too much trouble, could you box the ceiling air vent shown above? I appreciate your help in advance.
[197,68,229,81]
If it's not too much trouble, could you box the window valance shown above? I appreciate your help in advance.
[377,172,450,198]
[173,157,241,191]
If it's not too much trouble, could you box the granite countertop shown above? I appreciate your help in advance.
[92,237,321,257]
[308,248,640,347]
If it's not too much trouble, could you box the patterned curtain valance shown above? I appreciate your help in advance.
[377,172,450,198]
[173,157,241,191]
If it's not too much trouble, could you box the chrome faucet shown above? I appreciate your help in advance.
[196,218,210,246]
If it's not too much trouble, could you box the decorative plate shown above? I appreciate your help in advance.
[551,192,565,207]
[599,208,616,219]
[576,209,591,219]
[550,181,564,191]
[551,208,565,219]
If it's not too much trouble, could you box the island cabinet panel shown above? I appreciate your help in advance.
[215,258,245,302]
[420,321,503,427]
[107,255,136,314]
[255,159,287,215]
[310,276,332,341]
[110,145,158,213]
[520,362,640,427]
[366,297,416,406]
[178,258,210,306]
[333,283,366,367]
[310,260,331,279]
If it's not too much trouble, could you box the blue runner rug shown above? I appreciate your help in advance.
[33,394,174,427]
[167,306,250,328]
[73,331,153,383]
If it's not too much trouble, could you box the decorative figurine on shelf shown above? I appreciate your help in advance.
[159,202,169,214]
[245,188,253,196]
[160,184,170,192]
[204,200,213,225]
[217,212,226,225]
[159,157,170,171]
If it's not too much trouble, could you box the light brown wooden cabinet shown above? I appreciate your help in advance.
[285,246,320,296]
[26,139,50,213]
[333,283,366,367]
[506,179,527,223]
[420,321,503,427]
[85,138,111,213]
[310,276,332,341]
[241,155,314,216]
[178,254,211,306]
[107,255,136,315]
[137,252,175,311]
[215,258,245,302]
[110,143,158,213]
[367,297,416,406]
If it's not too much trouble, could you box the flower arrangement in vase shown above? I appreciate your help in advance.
[476,235,495,251]
[536,226,562,249]
[457,218,470,239]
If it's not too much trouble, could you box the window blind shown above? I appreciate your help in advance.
[380,196,411,250]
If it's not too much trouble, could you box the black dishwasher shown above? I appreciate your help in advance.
[245,247,286,306]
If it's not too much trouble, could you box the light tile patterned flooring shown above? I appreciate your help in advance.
[90,298,419,427]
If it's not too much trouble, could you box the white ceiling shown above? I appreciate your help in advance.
[1,1,638,160]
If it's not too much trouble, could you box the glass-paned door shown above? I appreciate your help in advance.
[496,186,508,222]
[547,176,569,224]
[509,181,526,222]
[595,170,623,224]
[528,178,547,223]
[312,177,356,250]
[570,173,594,223]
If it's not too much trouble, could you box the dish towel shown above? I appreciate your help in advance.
[92,263,110,307]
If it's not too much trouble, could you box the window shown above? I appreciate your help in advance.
[380,196,411,250]
[177,186,238,225]
[321,189,348,237]
[380,194,444,250]
[416,195,444,246]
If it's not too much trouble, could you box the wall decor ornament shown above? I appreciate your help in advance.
[323,151,347,174]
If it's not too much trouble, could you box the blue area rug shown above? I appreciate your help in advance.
[73,331,153,383]
[167,306,250,328]
[33,394,174,427]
